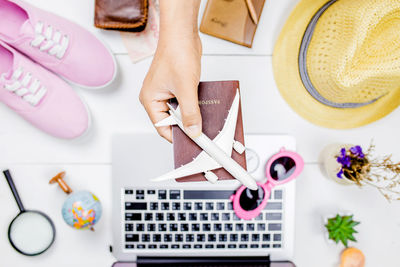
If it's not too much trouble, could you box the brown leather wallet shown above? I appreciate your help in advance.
[200,0,265,47]
[94,0,148,32]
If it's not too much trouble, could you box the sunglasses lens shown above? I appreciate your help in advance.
[239,186,265,211]
[270,156,296,181]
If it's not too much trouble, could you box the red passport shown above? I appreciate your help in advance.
[172,81,247,182]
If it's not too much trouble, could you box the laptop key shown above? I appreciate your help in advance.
[255,213,263,221]
[192,224,200,231]
[125,213,141,221]
[160,244,168,249]
[206,202,214,210]
[247,223,255,231]
[158,224,167,232]
[241,234,249,242]
[269,223,282,231]
[148,224,156,231]
[170,223,178,231]
[263,234,271,241]
[125,202,147,210]
[150,202,158,210]
[145,213,153,221]
[181,223,189,231]
[217,202,225,210]
[251,244,259,249]
[164,234,172,242]
[230,234,238,242]
[262,244,270,248]
[125,223,133,231]
[208,234,216,242]
[194,244,203,249]
[156,213,164,221]
[142,234,151,242]
[136,223,145,231]
[225,223,233,231]
[203,223,211,231]
[189,213,197,221]
[158,190,167,200]
[167,213,175,221]
[265,202,282,210]
[252,234,260,242]
[183,202,192,210]
[197,234,206,242]
[232,213,241,221]
[153,234,162,242]
[125,234,139,242]
[200,213,208,221]
[273,244,282,248]
[266,213,282,220]
[228,244,237,249]
[125,244,134,249]
[214,223,222,231]
[178,213,186,221]
[217,244,225,249]
[148,244,157,249]
[211,213,219,221]
[194,202,203,210]
[175,234,183,242]
[227,202,233,210]
[183,244,191,249]
[186,234,194,242]
[147,190,156,195]
[161,202,170,210]
[257,223,266,231]
[274,190,283,200]
[239,244,248,249]
[274,234,282,241]
[205,244,214,249]
[170,190,181,200]
[172,202,181,210]
[125,189,133,195]
[222,213,230,221]
[219,234,227,242]
[171,244,179,249]
[236,223,244,231]
[137,244,145,249]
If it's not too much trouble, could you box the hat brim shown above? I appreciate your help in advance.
[272,0,400,129]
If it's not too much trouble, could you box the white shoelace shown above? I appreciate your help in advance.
[2,67,47,106]
[30,21,69,59]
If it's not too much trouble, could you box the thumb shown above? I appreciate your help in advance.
[176,84,202,138]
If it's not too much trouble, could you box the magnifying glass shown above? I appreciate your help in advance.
[3,170,56,256]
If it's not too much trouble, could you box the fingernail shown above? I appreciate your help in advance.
[185,125,201,138]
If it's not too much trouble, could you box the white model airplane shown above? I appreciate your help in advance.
[152,90,258,190]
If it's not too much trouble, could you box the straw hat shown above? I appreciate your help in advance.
[273,0,400,128]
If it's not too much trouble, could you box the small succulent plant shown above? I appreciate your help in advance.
[325,214,360,247]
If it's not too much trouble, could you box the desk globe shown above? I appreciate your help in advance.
[50,172,102,231]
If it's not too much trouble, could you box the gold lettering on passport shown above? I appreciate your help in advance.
[199,99,221,105]
[211,17,227,28]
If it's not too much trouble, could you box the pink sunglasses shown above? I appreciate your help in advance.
[230,148,304,220]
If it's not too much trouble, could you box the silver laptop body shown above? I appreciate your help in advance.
[112,134,296,263]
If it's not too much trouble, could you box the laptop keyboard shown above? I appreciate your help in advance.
[123,189,284,251]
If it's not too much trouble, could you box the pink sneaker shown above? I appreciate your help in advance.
[0,41,90,139]
[0,0,116,89]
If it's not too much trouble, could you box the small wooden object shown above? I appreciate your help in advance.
[49,172,73,194]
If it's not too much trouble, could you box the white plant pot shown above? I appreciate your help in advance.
[319,144,355,185]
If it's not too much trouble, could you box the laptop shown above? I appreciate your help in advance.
[111,134,297,266]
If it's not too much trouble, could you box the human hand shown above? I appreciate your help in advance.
[140,34,202,142]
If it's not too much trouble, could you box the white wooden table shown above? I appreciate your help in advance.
[1,1,400,266]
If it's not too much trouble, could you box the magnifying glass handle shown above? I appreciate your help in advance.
[3,170,25,212]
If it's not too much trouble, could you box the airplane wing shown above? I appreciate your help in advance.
[211,89,240,155]
[152,89,241,182]
[152,150,221,181]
